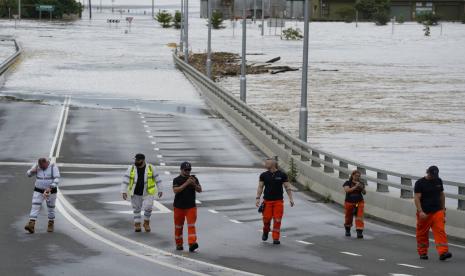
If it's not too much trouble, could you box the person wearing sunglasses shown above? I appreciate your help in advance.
[172,161,202,252]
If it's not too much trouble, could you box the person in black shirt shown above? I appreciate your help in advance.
[256,158,294,244]
[172,161,202,252]
[414,166,452,261]
[343,170,366,238]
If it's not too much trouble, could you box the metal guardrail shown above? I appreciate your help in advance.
[173,53,465,210]
[0,37,22,76]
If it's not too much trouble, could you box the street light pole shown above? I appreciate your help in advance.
[240,0,247,102]
[184,0,189,63]
[299,0,309,142]
[261,0,265,36]
[18,0,21,20]
[206,0,212,79]
[180,0,184,52]
[89,0,92,19]
[253,0,256,22]
[152,0,154,19]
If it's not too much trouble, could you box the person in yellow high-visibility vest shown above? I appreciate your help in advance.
[121,153,163,232]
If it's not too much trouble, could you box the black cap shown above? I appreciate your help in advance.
[134,153,145,160]
[180,161,192,170]
[427,166,439,178]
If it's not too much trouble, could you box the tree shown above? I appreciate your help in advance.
[0,0,82,19]
[373,11,389,25]
[355,0,390,25]
[416,12,440,26]
[281,27,303,40]
[210,11,225,29]
[156,10,172,28]
[173,10,181,29]
[335,6,355,23]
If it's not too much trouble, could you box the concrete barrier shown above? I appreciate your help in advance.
[173,53,465,240]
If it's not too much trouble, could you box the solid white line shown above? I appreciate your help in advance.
[296,240,313,245]
[340,251,362,257]
[54,97,71,161]
[49,97,68,159]
[56,192,260,276]
[208,209,219,214]
[229,219,242,224]
[397,264,423,269]
[0,161,32,166]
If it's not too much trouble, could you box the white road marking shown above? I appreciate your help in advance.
[105,200,131,206]
[145,130,151,133]
[196,200,202,204]
[54,97,71,161]
[390,274,414,276]
[106,201,171,214]
[378,258,386,261]
[296,240,313,245]
[151,141,157,145]
[157,154,163,158]
[160,162,166,166]
[397,264,423,269]
[0,161,32,166]
[164,171,171,175]
[49,97,70,161]
[350,274,367,276]
[142,120,146,123]
[229,219,242,224]
[340,252,362,257]
[154,148,160,151]
[208,209,219,214]
[148,135,154,138]
[144,125,148,128]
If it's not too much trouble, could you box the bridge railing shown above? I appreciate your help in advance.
[0,36,22,76]
[173,53,465,211]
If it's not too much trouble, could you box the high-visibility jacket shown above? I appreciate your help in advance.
[27,163,60,190]
[121,164,162,196]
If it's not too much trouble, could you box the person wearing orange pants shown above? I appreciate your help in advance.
[414,166,452,261]
[172,162,202,252]
[343,170,366,238]
[256,158,294,245]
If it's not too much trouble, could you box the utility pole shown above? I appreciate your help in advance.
[18,0,21,20]
[299,0,309,142]
[184,0,189,63]
[261,0,265,36]
[180,0,184,52]
[240,0,247,102]
[89,0,92,19]
[152,0,154,19]
[253,0,256,22]
[206,0,212,79]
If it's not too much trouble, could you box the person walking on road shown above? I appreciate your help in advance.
[414,165,452,261]
[256,158,294,245]
[172,161,202,252]
[121,153,163,233]
[343,170,366,238]
[24,158,60,234]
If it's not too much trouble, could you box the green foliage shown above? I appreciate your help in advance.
[396,15,405,24]
[281,27,303,40]
[287,158,299,183]
[156,10,173,28]
[211,11,225,29]
[0,0,82,19]
[173,10,181,29]
[423,25,431,36]
[416,12,440,26]
[336,6,355,23]
[355,0,390,25]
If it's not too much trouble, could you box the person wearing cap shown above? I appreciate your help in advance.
[24,158,60,234]
[414,165,452,261]
[172,161,202,252]
[121,153,163,232]
[256,158,294,245]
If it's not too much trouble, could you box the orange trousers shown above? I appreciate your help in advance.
[416,210,449,255]
[344,201,364,230]
[262,199,284,241]
[174,207,197,246]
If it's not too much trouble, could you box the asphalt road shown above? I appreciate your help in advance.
[1,97,465,276]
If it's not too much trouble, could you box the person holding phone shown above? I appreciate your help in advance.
[24,157,60,234]
[172,161,202,252]
[343,170,366,238]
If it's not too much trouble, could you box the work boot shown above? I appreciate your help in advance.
[24,220,35,234]
[273,240,281,245]
[143,220,151,232]
[262,231,269,241]
[47,220,54,233]
[189,243,199,252]
[345,227,351,237]
[439,252,452,261]
[176,245,184,251]
[134,222,142,232]
[356,229,363,239]
[419,254,429,260]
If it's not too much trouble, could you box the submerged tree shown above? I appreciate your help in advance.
[173,10,181,29]
[210,11,225,29]
[156,10,173,28]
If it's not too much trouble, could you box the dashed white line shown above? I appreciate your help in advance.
[397,264,423,269]
[160,162,166,166]
[229,219,242,224]
[157,154,163,158]
[390,274,414,276]
[196,200,202,204]
[296,240,313,245]
[144,125,149,128]
[378,258,386,261]
[164,171,171,175]
[154,148,160,151]
[145,130,151,133]
[148,135,154,138]
[208,209,219,214]
[151,141,157,145]
[340,252,362,257]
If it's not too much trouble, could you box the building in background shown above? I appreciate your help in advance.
[200,0,464,21]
